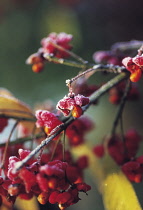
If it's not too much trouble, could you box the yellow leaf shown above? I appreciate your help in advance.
[0,88,36,133]
[71,144,142,210]
[14,196,40,210]
[103,172,142,210]
[0,95,34,119]
[0,88,14,97]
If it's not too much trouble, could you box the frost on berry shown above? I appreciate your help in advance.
[35,110,62,135]
[26,51,45,73]
[19,168,37,193]
[93,50,123,66]
[122,56,143,82]
[3,142,91,209]
[132,55,143,66]
[41,32,73,58]
[72,77,99,104]
[36,159,91,208]
[56,94,89,118]
[26,32,73,72]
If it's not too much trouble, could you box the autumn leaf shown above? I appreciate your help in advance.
[103,172,142,210]
[0,88,36,133]
[72,144,142,210]
[14,196,39,210]
[0,89,34,119]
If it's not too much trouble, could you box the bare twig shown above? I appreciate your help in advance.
[0,120,19,169]
[48,41,87,65]
[13,71,129,173]
[66,64,125,87]
[111,79,131,136]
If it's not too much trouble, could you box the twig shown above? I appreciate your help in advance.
[13,71,129,173]
[48,41,87,65]
[0,120,19,169]
[111,79,131,136]
[0,132,45,148]
[44,54,89,69]
[66,64,125,87]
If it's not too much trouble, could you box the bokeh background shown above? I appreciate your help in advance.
[1,0,143,209]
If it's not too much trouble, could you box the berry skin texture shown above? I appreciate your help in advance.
[122,56,143,82]
[129,68,142,82]
[41,32,73,59]
[121,161,142,183]
[32,62,44,73]
[132,56,143,66]
[72,105,83,118]
[37,192,50,205]
[56,94,89,118]
[35,110,62,136]
[93,144,105,158]
[26,32,73,72]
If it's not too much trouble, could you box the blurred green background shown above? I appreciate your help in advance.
[1,0,143,209]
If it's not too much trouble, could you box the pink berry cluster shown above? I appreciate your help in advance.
[0,143,91,209]
[93,40,142,67]
[93,50,124,66]
[41,32,73,58]
[122,55,143,82]
[35,110,62,136]
[56,94,90,118]
[26,32,73,73]
[66,116,94,146]
[72,77,99,104]
[93,129,143,183]
[35,109,93,146]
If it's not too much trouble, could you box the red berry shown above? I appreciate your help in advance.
[130,68,142,82]
[77,156,89,169]
[122,161,142,183]
[49,191,60,204]
[37,192,50,205]
[35,110,62,136]
[32,62,44,73]
[122,57,138,72]
[72,105,83,118]
[132,56,143,66]
[93,144,105,158]
[76,183,91,192]
[66,166,79,183]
